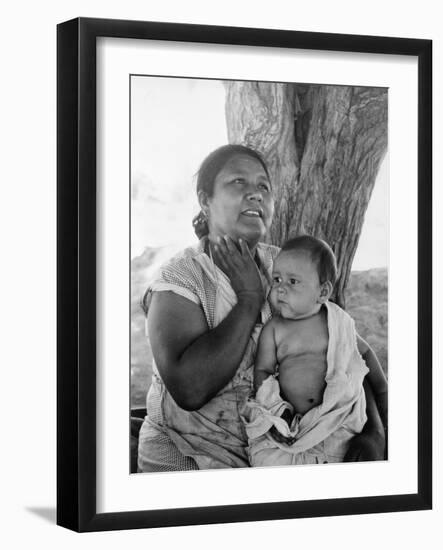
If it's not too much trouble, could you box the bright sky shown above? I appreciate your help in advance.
[131,76,388,271]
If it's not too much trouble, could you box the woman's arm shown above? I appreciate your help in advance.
[357,335,388,431]
[148,291,260,411]
[344,336,388,461]
[148,237,265,411]
[344,378,386,461]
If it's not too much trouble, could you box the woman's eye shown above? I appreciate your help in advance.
[232,178,245,184]
[259,182,270,192]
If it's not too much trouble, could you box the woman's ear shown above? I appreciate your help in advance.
[318,281,333,303]
[197,190,210,216]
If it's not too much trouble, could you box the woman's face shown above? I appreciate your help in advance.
[201,154,274,248]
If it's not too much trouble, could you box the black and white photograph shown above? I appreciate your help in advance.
[130,76,389,474]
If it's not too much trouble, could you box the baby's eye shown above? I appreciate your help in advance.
[289,278,300,285]
[272,276,281,284]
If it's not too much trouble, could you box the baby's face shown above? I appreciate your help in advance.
[270,250,323,320]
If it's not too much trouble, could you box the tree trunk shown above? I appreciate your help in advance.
[224,81,299,246]
[224,82,387,308]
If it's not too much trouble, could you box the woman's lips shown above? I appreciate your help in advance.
[241,208,263,218]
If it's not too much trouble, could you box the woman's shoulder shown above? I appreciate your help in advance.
[152,240,211,291]
[159,241,205,271]
[143,241,207,313]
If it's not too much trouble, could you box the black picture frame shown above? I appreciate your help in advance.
[57,17,432,532]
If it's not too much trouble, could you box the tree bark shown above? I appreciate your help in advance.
[224,82,388,307]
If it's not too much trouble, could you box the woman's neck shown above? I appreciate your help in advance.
[206,233,259,255]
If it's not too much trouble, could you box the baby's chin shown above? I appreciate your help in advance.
[273,303,317,321]
[273,304,302,320]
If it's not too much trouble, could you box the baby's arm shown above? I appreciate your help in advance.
[254,320,278,393]
[357,334,388,432]
[254,320,296,445]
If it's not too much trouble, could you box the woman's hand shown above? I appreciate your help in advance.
[343,429,386,462]
[212,236,265,304]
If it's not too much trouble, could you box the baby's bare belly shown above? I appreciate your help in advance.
[278,354,327,415]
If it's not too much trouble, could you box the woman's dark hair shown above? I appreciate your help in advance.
[281,235,338,286]
[192,144,270,238]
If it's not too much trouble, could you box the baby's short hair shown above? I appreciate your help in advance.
[281,235,338,286]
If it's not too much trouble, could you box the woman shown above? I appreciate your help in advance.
[137,144,385,472]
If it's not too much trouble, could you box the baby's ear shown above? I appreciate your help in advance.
[318,281,333,303]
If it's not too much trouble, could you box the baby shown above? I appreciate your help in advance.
[244,235,387,466]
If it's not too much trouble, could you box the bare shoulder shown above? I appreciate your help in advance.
[260,317,278,338]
